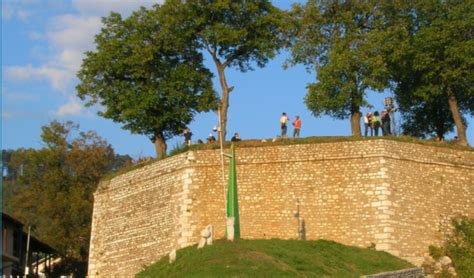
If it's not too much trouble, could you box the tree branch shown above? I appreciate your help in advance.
[202,36,220,65]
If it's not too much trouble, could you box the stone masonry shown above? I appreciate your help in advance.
[88,140,474,277]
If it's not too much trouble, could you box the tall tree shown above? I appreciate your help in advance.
[399,97,458,139]
[160,0,285,140]
[8,121,118,276]
[287,0,388,135]
[77,7,217,159]
[381,0,474,145]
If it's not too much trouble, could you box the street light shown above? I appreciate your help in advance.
[217,106,228,237]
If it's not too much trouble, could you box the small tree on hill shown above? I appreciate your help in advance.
[77,7,218,159]
[9,121,116,276]
[287,1,388,136]
[160,0,285,140]
[381,0,474,146]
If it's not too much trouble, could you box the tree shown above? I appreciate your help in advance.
[381,0,474,145]
[77,7,218,159]
[287,0,388,136]
[160,0,285,140]
[399,97,457,139]
[8,121,118,276]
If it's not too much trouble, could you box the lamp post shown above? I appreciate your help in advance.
[217,106,240,241]
[217,106,228,236]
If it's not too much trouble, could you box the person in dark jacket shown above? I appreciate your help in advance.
[381,110,391,136]
[231,133,241,142]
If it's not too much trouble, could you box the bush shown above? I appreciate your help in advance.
[429,216,474,277]
[428,245,445,260]
[168,142,189,157]
[446,216,474,277]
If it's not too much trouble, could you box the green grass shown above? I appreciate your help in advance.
[136,239,413,278]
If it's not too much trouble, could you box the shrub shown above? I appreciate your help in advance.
[168,142,189,157]
[428,245,445,260]
[446,217,474,277]
[429,216,474,277]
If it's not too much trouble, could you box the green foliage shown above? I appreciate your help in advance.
[160,0,285,139]
[167,142,189,157]
[446,217,474,277]
[76,6,218,157]
[400,97,457,139]
[137,239,412,277]
[428,245,445,260]
[288,1,388,133]
[428,217,474,277]
[5,121,122,276]
[163,0,285,72]
[381,0,474,143]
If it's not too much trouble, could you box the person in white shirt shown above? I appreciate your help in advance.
[364,112,373,136]
[280,112,290,138]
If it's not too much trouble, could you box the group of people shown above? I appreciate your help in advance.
[183,112,302,146]
[280,112,302,138]
[183,129,241,145]
[185,106,398,146]
[363,109,394,137]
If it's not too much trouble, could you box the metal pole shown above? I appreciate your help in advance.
[24,225,31,276]
[218,107,228,229]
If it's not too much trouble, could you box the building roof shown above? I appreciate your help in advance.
[2,212,24,227]
[2,212,58,255]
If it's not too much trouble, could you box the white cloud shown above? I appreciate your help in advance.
[17,9,31,21]
[1,0,38,21]
[72,0,163,17]
[2,111,14,119]
[5,64,73,92]
[56,98,83,116]
[47,15,102,71]
[6,0,164,114]
[28,31,43,40]
[3,91,40,102]
[2,5,14,20]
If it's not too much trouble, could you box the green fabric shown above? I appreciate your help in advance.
[226,144,241,239]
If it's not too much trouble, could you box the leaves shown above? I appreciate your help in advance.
[289,1,388,133]
[4,121,128,274]
[76,6,218,156]
[381,0,474,142]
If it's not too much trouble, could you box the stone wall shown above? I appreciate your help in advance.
[88,140,474,277]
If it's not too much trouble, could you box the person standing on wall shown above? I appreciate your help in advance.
[364,112,373,136]
[381,110,391,136]
[231,133,241,142]
[183,128,193,146]
[280,112,290,138]
[206,133,216,143]
[372,111,381,136]
[292,115,302,138]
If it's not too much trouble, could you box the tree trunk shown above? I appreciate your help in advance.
[216,63,230,141]
[447,86,468,146]
[153,131,167,160]
[350,87,362,136]
[351,111,362,136]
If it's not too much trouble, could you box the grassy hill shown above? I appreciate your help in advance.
[137,239,413,277]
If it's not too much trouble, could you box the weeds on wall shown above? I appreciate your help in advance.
[429,216,474,277]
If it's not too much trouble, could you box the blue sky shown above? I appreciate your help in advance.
[2,0,473,158]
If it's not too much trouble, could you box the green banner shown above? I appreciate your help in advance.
[226,144,240,239]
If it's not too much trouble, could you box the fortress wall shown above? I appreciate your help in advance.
[190,141,391,249]
[88,153,193,277]
[382,143,474,265]
[88,140,474,277]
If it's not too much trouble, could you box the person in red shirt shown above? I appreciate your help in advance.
[292,116,302,138]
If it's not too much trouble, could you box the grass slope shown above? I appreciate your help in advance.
[137,239,413,277]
